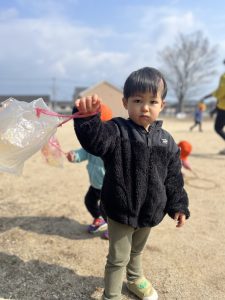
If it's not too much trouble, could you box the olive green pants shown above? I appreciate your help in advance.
[102,218,151,300]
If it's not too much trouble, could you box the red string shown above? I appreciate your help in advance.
[48,140,67,155]
[36,107,99,156]
[35,107,98,127]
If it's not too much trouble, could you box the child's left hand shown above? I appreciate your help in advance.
[66,151,75,162]
[174,212,186,228]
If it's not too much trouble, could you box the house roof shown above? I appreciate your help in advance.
[72,80,125,117]
[79,81,122,96]
[0,95,50,104]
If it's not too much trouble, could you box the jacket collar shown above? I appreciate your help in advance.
[128,119,163,133]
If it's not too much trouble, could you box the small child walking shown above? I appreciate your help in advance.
[73,67,190,300]
[67,103,112,239]
[189,102,205,132]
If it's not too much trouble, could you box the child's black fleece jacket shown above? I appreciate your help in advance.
[73,110,190,228]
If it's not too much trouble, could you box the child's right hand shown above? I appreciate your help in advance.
[75,94,101,115]
[66,151,75,162]
[174,212,186,228]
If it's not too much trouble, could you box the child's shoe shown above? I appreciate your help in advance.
[101,230,109,240]
[127,277,158,300]
[88,216,107,233]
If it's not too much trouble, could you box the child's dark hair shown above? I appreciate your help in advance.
[123,67,167,100]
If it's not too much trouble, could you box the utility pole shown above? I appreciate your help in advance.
[52,77,56,110]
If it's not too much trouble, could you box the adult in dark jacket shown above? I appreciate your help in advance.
[73,67,190,300]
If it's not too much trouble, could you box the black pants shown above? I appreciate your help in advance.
[215,108,225,141]
[190,120,202,131]
[84,186,102,219]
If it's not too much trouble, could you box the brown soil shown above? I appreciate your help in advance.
[0,118,225,300]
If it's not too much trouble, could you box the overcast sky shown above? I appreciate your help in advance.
[0,0,225,101]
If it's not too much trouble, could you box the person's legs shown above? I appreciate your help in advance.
[102,218,134,300]
[190,121,197,131]
[199,122,203,132]
[126,227,158,300]
[85,186,107,233]
[215,109,225,141]
[100,201,107,222]
[126,227,151,281]
[84,186,101,218]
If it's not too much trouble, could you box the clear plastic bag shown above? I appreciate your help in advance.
[41,135,64,168]
[0,98,60,175]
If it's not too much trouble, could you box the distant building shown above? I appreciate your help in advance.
[162,101,197,116]
[73,87,88,99]
[162,102,177,116]
[52,100,74,114]
[0,94,74,114]
[162,99,217,117]
[73,81,126,117]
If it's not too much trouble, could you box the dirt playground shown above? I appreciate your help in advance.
[0,117,225,300]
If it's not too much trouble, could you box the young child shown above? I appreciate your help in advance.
[67,103,112,239]
[73,67,190,300]
[66,148,108,236]
[189,102,205,132]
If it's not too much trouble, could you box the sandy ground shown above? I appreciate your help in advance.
[0,116,225,300]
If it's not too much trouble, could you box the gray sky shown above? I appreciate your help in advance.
[0,0,224,100]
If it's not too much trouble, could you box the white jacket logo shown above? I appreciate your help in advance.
[161,138,168,144]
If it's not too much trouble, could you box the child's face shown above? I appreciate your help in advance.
[122,90,165,130]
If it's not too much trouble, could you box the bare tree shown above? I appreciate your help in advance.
[158,31,217,112]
